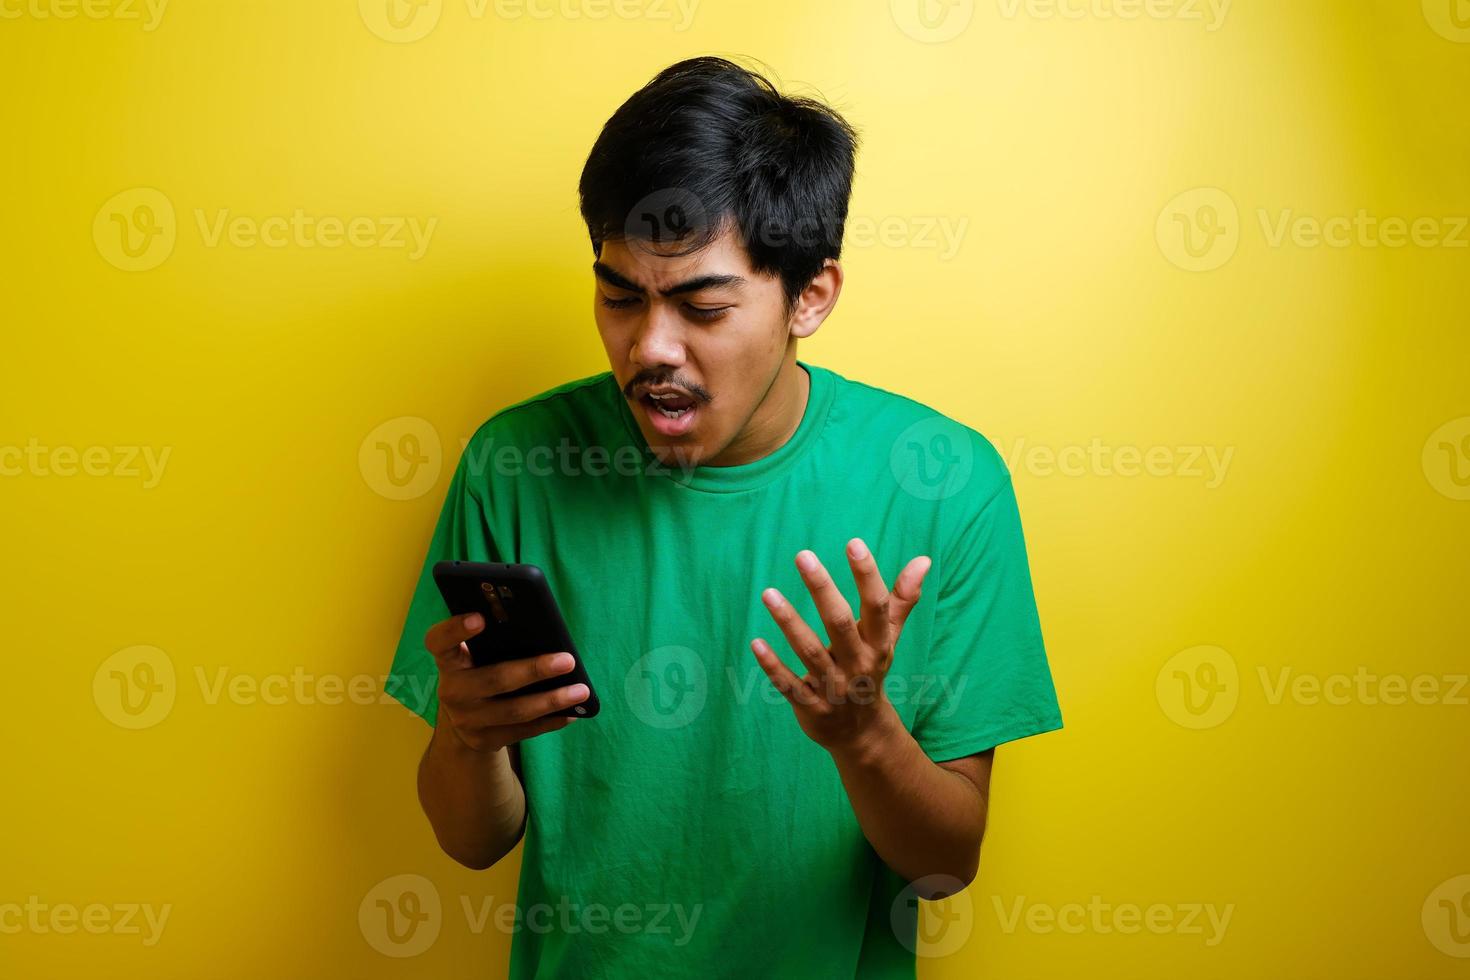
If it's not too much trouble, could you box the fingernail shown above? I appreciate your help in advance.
[847,539,868,560]
[465,613,483,630]
[762,588,783,607]
[796,551,817,572]
[549,653,573,672]
[565,684,589,702]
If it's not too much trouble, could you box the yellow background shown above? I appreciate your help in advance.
[2,0,1467,976]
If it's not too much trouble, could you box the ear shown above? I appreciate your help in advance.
[788,259,843,339]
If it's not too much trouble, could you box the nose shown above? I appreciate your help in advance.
[628,302,687,372]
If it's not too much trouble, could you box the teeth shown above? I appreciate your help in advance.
[645,391,693,420]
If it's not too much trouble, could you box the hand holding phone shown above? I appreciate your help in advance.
[426,560,600,753]
[423,613,592,753]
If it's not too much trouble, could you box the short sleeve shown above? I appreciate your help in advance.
[384,453,500,725]
[910,465,1063,761]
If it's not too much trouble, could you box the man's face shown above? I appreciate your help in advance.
[593,224,793,468]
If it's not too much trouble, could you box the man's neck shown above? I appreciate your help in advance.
[704,354,810,467]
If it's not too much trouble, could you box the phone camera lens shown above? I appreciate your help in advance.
[574,706,587,715]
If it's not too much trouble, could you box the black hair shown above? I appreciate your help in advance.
[578,56,860,314]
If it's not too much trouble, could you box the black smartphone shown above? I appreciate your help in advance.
[432,560,600,718]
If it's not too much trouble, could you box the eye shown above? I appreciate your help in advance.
[599,295,640,311]
[684,304,730,322]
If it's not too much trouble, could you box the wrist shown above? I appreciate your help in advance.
[828,702,907,770]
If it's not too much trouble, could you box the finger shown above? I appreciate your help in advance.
[463,713,576,750]
[844,538,892,649]
[425,613,485,669]
[457,682,591,728]
[750,638,823,710]
[795,550,862,660]
[887,555,934,635]
[454,652,577,701]
[441,641,472,672]
[760,587,836,679]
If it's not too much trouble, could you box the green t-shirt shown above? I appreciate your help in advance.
[386,360,1062,978]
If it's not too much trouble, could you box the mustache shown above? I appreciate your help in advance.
[622,373,713,404]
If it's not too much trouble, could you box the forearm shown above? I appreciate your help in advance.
[830,706,987,897]
[416,702,527,870]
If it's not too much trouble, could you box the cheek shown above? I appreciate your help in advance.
[593,313,627,356]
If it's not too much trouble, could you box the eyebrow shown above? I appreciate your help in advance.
[593,261,747,297]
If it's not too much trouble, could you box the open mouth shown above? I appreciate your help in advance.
[639,389,699,437]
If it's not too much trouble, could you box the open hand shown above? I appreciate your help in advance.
[751,538,931,756]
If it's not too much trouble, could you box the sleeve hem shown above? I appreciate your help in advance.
[919,713,1063,763]
[385,670,438,727]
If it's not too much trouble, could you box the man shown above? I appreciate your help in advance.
[386,56,1062,977]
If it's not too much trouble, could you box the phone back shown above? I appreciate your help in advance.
[432,561,600,717]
